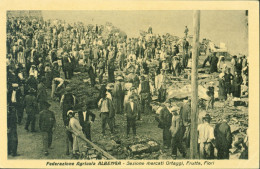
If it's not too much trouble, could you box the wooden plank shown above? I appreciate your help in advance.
[67,129,116,160]
[190,10,200,159]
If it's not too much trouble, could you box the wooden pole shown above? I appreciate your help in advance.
[190,10,200,159]
[68,129,116,159]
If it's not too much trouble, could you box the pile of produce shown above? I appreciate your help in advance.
[66,72,100,109]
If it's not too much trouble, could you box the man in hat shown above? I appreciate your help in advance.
[170,108,186,159]
[8,105,19,157]
[155,103,172,149]
[107,59,115,83]
[78,103,96,141]
[184,26,189,38]
[172,54,181,76]
[25,72,38,95]
[37,77,48,112]
[214,114,232,159]
[39,101,56,156]
[98,91,115,136]
[24,88,38,132]
[113,76,124,114]
[124,95,139,138]
[62,52,73,79]
[209,52,219,74]
[197,114,215,159]
[7,83,24,125]
[202,49,213,68]
[182,38,189,55]
[138,75,151,119]
[179,98,191,148]
[155,68,167,102]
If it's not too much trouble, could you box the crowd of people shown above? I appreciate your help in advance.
[7,14,248,159]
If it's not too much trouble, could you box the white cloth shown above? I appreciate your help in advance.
[83,111,87,121]
[197,122,215,143]
[98,98,109,113]
[11,90,17,103]
[130,102,134,111]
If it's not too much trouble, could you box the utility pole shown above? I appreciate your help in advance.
[190,10,200,159]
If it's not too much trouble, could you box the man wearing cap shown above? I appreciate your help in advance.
[138,75,151,119]
[98,91,115,136]
[155,69,167,102]
[37,77,48,112]
[184,26,189,38]
[7,83,24,125]
[62,52,72,79]
[113,76,124,114]
[179,99,191,147]
[124,95,138,138]
[39,101,56,156]
[182,38,189,55]
[7,106,19,157]
[24,88,38,132]
[197,114,215,159]
[170,109,186,159]
[209,52,219,74]
[214,114,232,159]
[25,72,38,95]
[107,59,115,83]
[78,103,96,141]
[155,104,172,149]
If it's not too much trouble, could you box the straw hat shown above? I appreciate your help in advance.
[67,110,74,116]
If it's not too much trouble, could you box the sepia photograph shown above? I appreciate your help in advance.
[1,1,259,168]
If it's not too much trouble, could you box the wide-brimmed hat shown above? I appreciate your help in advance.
[67,110,74,116]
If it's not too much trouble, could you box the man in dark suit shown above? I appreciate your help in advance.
[24,88,38,132]
[214,114,232,159]
[209,52,219,73]
[78,104,96,141]
[124,95,139,138]
[39,101,56,156]
[7,83,24,125]
[8,105,19,157]
[155,104,172,149]
[179,99,191,148]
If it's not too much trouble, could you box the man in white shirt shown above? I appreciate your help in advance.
[51,77,64,99]
[197,114,215,159]
[98,92,115,136]
[124,95,138,138]
[155,69,167,102]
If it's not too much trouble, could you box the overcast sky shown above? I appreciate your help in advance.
[42,10,248,55]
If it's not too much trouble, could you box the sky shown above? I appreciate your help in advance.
[42,10,248,55]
